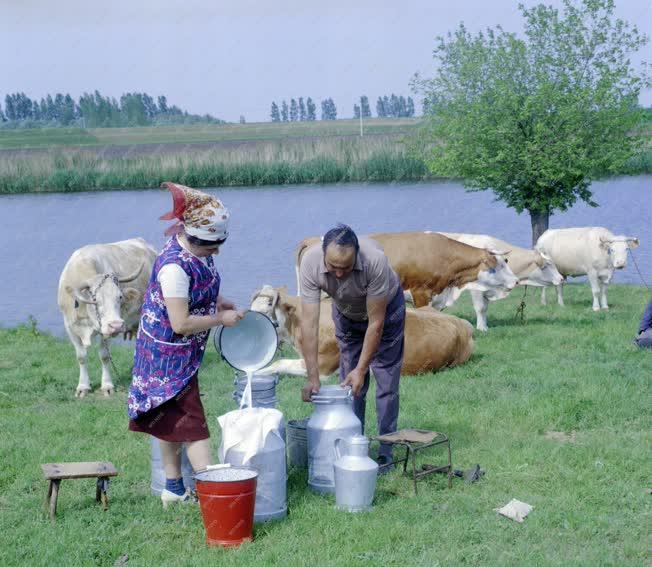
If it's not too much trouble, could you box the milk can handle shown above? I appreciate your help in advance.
[334,438,344,461]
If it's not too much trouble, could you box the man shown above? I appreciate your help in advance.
[635,299,652,348]
[298,224,406,465]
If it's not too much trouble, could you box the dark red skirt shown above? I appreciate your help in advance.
[128,374,209,442]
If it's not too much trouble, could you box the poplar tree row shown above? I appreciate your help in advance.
[270,97,317,122]
[0,90,223,127]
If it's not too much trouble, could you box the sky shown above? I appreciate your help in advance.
[1,0,651,123]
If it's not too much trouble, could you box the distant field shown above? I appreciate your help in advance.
[0,119,421,150]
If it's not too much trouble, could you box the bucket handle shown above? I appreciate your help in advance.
[203,463,232,471]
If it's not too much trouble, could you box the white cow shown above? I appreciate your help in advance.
[438,232,564,330]
[57,238,156,397]
[536,227,639,311]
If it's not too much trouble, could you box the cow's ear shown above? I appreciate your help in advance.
[627,238,640,249]
[123,287,141,302]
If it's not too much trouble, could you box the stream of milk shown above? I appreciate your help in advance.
[239,368,255,409]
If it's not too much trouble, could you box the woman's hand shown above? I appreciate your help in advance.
[220,310,245,327]
[217,295,236,311]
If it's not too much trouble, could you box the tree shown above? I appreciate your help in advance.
[413,0,649,245]
[298,97,306,121]
[376,96,385,117]
[281,100,289,122]
[406,96,415,117]
[270,101,280,122]
[353,104,361,119]
[321,98,337,120]
[290,98,299,121]
[157,95,169,115]
[360,95,371,118]
[306,97,316,120]
[0,103,5,122]
[239,115,246,124]
[383,95,390,117]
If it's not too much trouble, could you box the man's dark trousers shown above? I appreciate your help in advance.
[332,288,406,460]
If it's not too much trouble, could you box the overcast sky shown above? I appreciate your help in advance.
[2,0,650,123]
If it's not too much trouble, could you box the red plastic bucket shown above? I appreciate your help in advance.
[194,466,258,547]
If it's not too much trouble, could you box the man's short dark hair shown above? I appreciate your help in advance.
[322,224,359,254]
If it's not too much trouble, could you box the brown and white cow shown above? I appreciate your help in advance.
[250,285,474,378]
[57,238,156,397]
[295,232,518,310]
[438,232,564,330]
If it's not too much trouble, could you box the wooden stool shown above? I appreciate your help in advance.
[41,462,118,520]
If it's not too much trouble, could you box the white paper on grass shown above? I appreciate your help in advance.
[495,499,534,523]
[217,407,284,465]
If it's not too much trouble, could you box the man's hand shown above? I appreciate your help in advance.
[301,379,321,402]
[221,310,245,327]
[342,367,366,396]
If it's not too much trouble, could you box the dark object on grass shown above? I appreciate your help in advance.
[635,299,652,348]
[422,463,485,484]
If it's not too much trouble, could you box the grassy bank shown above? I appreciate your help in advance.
[0,134,430,194]
[0,119,421,150]
[1,284,650,565]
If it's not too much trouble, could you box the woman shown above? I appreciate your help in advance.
[127,182,244,506]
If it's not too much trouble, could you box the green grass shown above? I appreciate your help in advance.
[0,284,650,565]
[0,119,421,150]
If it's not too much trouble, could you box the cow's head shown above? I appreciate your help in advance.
[68,264,144,340]
[250,285,293,343]
[470,249,519,293]
[519,251,564,287]
[600,235,639,269]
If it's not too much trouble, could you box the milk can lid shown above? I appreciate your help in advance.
[311,384,353,403]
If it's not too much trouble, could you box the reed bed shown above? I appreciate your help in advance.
[0,135,430,193]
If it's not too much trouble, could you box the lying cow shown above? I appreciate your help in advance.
[536,227,639,311]
[438,232,564,330]
[250,285,474,377]
[296,232,518,310]
[57,238,156,397]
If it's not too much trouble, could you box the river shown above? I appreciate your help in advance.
[1,175,649,335]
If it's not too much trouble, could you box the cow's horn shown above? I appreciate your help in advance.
[73,286,96,305]
[118,262,145,283]
[488,248,510,256]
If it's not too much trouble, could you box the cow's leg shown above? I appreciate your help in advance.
[556,283,565,307]
[599,277,610,310]
[98,338,115,396]
[587,272,601,311]
[256,358,307,377]
[540,286,547,305]
[470,290,489,331]
[66,327,91,397]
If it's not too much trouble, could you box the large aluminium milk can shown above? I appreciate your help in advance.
[307,385,362,494]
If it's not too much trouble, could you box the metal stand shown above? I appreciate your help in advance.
[373,429,452,494]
